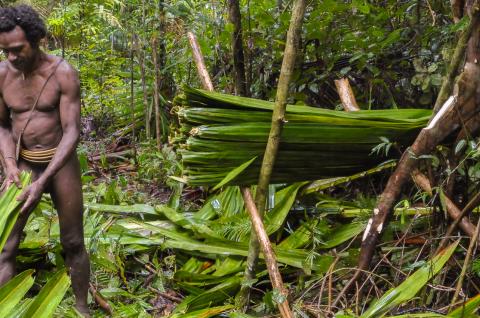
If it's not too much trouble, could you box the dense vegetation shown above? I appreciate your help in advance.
[1,0,480,317]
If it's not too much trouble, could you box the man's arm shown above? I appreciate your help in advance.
[0,64,21,189]
[37,61,81,184]
[18,61,81,212]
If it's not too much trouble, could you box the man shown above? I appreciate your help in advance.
[0,5,89,316]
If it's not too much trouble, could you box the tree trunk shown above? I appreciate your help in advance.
[238,0,306,310]
[130,32,137,163]
[152,37,162,150]
[138,43,150,139]
[433,5,480,113]
[228,0,248,96]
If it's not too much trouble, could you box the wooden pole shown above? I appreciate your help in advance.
[186,31,292,317]
[335,78,360,111]
[187,32,214,92]
[241,188,293,317]
[239,1,306,308]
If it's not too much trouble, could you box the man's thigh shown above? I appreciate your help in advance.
[49,154,84,245]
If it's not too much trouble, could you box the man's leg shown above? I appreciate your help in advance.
[50,154,90,315]
[0,162,36,285]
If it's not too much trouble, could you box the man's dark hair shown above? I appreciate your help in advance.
[0,5,46,47]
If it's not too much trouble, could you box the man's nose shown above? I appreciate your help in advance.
[7,52,17,62]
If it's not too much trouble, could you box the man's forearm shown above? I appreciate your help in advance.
[0,126,18,167]
[37,131,79,185]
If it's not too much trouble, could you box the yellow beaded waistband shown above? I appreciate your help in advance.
[20,147,56,163]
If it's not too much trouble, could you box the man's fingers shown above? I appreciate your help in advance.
[16,189,27,202]
[0,180,7,192]
[13,174,21,188]
[20,196,33,214]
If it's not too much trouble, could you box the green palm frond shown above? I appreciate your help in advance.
[173,87,431,186]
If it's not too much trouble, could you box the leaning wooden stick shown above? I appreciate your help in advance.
[335,78,360,112]
[186,31,293,317]
[412,170,478,241]
[334,1,480,306]
[239,1,307,310]
[187,32,214,92]
[241,188,293,318]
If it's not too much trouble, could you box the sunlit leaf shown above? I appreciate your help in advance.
[361,241,459,317]
[22,268,71,318]
[0,270,34,317]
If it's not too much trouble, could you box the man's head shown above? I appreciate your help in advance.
[0,5,46,70]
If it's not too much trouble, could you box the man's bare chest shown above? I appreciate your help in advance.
[2,75,60,113]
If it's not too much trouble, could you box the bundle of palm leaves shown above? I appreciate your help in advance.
[173,87,432,186]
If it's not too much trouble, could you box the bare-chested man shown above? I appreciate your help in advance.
[0,5,89,316]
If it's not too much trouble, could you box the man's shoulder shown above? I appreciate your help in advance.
[49,56,79,91]
[0,62,10,90]
[50,56,78,77]
[0,61,9,78]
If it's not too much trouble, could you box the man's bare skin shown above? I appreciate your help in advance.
[0,24,90,316]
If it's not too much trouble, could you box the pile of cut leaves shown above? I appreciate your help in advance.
[172,87,432,186]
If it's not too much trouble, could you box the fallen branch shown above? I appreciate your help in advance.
[412,170,477,240]
[89,283,112,315]
[437,191,480,252]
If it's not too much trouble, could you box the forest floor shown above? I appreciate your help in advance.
[12,134,480,318]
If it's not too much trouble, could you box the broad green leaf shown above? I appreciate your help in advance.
[279,219,318,249]
[0,269,34,317]
[174,277,240,313]
[165,238,333,271]
[0,172,31,253]
[265,183,305,234]
[155,205,221,239]
[22,268,71,318]
[361,241,459,318]
[170,305,234,318]
[229,313,257,318]
[8,298,34,318]
[384,314,445,318]
[449,293,480,317]
[320,222,365,249]
[196,186,244,220]
[212,156,257,191]
[84,203,156,215]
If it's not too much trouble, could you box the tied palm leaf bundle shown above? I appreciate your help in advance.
[173,87,432,186]
[0,171,31,253]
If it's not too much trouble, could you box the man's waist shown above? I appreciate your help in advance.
[19,147,57,163]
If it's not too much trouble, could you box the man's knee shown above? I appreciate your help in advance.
[0,243,17,262]
[60,234,86,255]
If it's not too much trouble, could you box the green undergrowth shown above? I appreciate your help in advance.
[2,149,478,317]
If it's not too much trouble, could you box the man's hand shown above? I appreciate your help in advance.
[1,164,21,191]
[17,180,45,214]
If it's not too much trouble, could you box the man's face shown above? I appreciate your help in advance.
[0,26,35,71]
